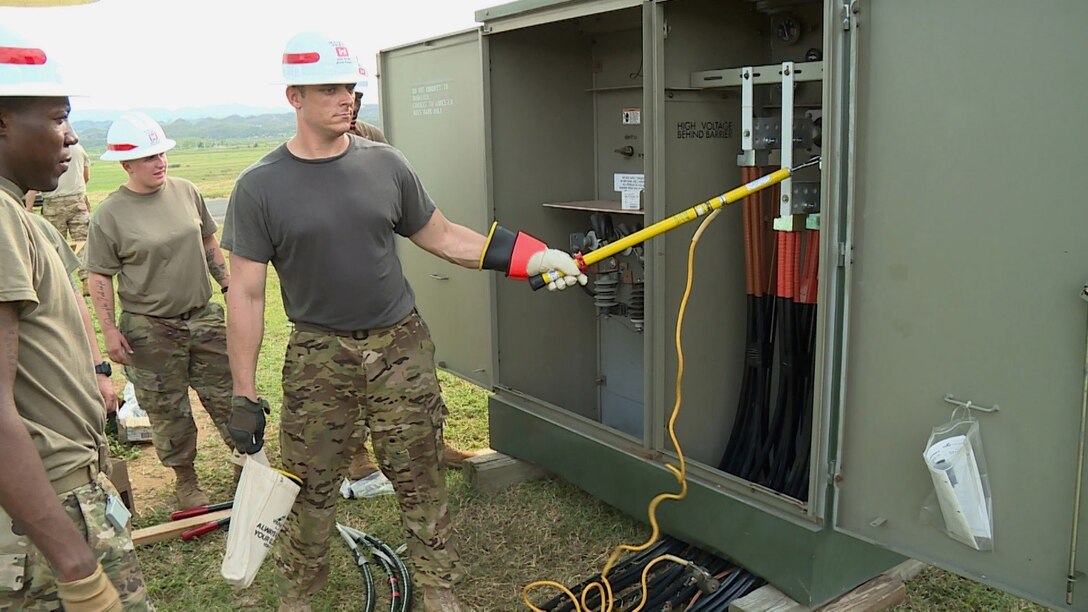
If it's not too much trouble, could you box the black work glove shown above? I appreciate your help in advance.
[228,396,270,454]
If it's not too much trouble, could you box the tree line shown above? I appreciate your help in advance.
[74,106,382,154]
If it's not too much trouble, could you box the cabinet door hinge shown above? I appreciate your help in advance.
[842,0,861,30]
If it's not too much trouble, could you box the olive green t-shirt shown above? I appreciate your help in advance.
[352,121,388,144]
[85,176,217,317]
[28,213,80,286]
[0,177,105,482]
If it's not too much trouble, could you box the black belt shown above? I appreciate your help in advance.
[292,312,414,341]
[146,304,206,321]
[293,322,372,340]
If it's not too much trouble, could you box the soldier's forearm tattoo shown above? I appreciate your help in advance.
[91,278,118,332]
[205,247,229,287]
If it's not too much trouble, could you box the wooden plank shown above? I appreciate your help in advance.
[730,584,809,612]
[732,571,909,612]
[817,575,905,612]
[463,451,550,494]
[883,560,927,583]
[132,509,231,547]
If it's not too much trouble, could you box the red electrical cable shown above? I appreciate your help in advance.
[797,229,820,305]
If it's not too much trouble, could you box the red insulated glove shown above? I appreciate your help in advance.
[479,223,587,291]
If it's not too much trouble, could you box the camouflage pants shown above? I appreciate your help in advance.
[0,472,151,610]
[120,303,235,467]
[274,311,463,600]
[41,194,89,283]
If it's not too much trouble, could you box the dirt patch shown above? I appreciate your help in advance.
[115,380,226,510]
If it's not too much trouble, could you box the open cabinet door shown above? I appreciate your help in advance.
[832,1,1088,609]
[379,30,495,388]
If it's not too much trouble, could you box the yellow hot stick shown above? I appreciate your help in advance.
[531,165,800,290]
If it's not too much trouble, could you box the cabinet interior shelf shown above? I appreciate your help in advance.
[542,200,644,215]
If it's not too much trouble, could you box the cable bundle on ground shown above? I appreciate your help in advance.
[535,536,764,612]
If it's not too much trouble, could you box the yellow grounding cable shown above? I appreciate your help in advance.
[522,207,724,612]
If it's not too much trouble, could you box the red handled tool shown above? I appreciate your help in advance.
[182,517,230,541]
[171,501,233,521]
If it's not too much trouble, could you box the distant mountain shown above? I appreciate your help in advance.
[74,105,382,154]
[71,104,289,123]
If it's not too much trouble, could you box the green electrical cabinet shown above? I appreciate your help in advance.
[379,0,1088,608]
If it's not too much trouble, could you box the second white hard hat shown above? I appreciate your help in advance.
[353,61,368,93]
[100,111,176,161]
[0,24,80,97]
[282,31,362,86]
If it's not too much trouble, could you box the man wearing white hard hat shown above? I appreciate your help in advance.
[85,111,237,511]
[0,25,151,611]
[222,31,586,612]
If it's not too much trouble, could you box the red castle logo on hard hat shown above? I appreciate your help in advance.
[335,46,349,58]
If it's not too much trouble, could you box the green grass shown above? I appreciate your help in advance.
[86,141,282,205]
[898,567,1046,611]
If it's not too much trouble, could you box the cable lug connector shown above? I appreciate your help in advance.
[686,563,720,595]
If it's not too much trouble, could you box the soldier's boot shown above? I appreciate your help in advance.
[422,586,465,612]
[347,446,380,481]
[173,465,210,510]
[277,598,312,612]
[441,443,479,470]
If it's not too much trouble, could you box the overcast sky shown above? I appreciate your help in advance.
[1,0,489,116]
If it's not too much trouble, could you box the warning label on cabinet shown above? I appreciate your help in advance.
[676,120,734,140]
[411,81,455,117]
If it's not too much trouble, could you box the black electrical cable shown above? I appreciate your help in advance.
[339,526,410,612]
[360,532,411,612]
[369,547,400,612]
[689,570,762,612]
[337,525,377,612]
[550,538,683,612]
[781,230,819,500]
[356,554,377,612]
[721,171,777,483]
[630,563,687,611]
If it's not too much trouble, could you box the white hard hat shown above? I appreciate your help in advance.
[281,31,362,86]
[100,111,176,161]
[353,61,368,93]
[0,24,80,97]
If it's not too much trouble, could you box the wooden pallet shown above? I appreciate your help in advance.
[463,451,550,494]
[730,561,926,612]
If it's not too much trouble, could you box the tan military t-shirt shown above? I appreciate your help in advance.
[352,121,388,144]
[0,177,105,482]
[28,213,80,282]
[85,176,217,317]
[43,143,89,199]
